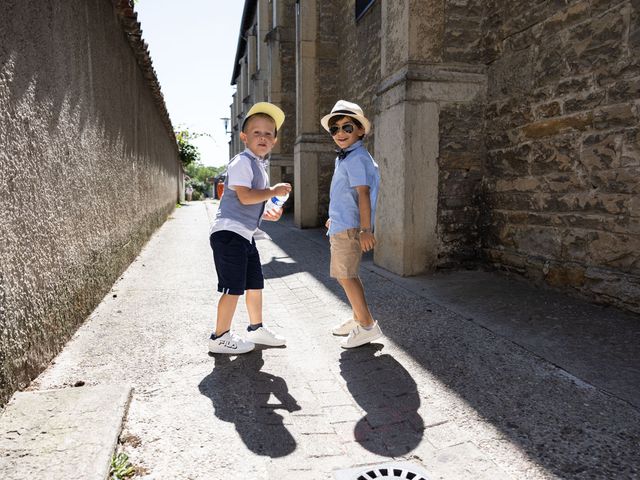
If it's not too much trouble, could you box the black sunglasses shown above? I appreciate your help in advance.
[329,123,355,136]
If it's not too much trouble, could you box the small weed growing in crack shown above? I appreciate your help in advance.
[110,452,135,479]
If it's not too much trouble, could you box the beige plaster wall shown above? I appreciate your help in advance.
[0,0,181,404]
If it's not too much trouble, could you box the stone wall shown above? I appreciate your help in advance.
[272,0,297,158]
[483,0,640,312]
[333,0,381,149]
[277,20,297,190]
[265,0,297,195]
[438,101,486,266]
[436,0,487,266]
[230,1,297,203]
[0,0,181,404]
[235,0,640,313]
[374,0,486,275]
[315,1,382,221]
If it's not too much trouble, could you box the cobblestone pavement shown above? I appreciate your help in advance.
[31,201,640,479]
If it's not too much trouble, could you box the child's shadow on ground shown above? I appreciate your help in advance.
[340,344,424,456]
[198,349,300,457]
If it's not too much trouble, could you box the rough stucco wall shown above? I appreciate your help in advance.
[0,0,181,404]
[483,0,640,312]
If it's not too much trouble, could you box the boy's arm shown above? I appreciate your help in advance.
[234,183,291,205]
[355,185,375,252]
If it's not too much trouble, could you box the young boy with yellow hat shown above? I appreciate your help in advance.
[321,100,382,348]
[208,102,291,354]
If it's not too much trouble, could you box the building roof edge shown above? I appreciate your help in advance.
[111,0,179,154]
[231,0,257,86]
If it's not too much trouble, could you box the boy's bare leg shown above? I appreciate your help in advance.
[244,288,286,345]
[215,293,241,336]
[245,289,263,326]
[337,277,374,327]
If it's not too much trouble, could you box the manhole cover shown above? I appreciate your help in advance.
[334,461,430,480]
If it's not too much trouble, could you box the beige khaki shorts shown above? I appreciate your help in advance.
[330,228,362,278]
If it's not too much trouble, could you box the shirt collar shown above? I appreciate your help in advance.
[243,148,269,167]
[243,148,260,160]
[345,140,362,152]
[336,140,362,160]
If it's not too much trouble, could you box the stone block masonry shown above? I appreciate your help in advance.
[0,0,182,405]
[483,0,640,313]
[233,0,639,314]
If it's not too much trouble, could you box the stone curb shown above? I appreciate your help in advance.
[0,384,132,480]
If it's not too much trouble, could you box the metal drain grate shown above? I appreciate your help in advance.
[334,461,430,480]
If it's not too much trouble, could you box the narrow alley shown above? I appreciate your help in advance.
[4,201,639,479]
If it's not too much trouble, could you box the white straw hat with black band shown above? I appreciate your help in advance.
[320,100,371,134]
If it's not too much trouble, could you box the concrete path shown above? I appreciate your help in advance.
[21,201,640,479]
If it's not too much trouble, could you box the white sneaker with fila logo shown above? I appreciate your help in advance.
[208,331,255,354]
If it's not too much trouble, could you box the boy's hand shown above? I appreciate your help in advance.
[262,207,283,221]
[270,183,292,197]
[359,232,376,252]
[325,218,331,229]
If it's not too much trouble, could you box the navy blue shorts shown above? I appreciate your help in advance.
[210,230,264,295]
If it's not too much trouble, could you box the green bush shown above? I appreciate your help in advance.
[185,161,223,200]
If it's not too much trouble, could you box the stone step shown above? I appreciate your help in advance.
[0,384,132,480]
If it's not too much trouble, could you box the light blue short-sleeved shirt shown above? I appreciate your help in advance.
[328,140,380,236]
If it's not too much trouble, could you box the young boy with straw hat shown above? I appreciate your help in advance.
[321,100,383,348]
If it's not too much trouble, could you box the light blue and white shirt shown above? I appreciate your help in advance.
[328,140,380,236]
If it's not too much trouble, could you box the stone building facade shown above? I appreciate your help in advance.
[230,0,297,192]
[0,0,182,404]
[231,0,640,314]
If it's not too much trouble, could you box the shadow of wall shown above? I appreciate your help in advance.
[0,0,181,404]
[260,219,640,479]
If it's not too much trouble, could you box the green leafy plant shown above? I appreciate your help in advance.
[175,126,217,168]
[110,452,136,479]
[175,129,201,167]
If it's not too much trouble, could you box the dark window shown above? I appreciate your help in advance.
[355,0,375,21]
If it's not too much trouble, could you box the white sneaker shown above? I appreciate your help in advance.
[331,317,358,336]
[341,321,383,349]
[245,325,286,347]
[208,331,255,354]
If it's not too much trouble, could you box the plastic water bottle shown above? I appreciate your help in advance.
[265,193,289,214]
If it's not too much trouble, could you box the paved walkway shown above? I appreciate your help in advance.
[28,201,640,479]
